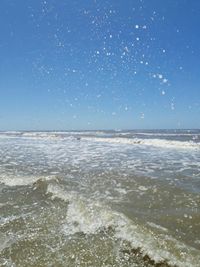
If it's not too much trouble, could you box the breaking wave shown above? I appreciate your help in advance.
[0,131,199,150]
[82,136,200,150]
[1,176,200,267]
[44,179,200,267]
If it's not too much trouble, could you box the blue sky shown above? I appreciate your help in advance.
[0,0,200,130]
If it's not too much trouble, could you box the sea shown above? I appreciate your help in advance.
[0,130,200,267]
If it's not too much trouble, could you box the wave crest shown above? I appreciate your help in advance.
[46,188,200,267]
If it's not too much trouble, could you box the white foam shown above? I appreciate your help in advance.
[82,136,200,150]
[0,131,199,150]
[0,213,31,227]
[138,185,148,191]
[115,187,127,195]
[0,174,57,187]
[147,222,169,232]
[57,189,200,267]
[133,132,200,137]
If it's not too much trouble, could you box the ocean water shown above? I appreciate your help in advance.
[0,130,200,267]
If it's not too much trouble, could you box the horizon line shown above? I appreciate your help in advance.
[0,128,199,132]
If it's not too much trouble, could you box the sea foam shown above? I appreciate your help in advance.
[82,136,200,150]
[45,181,200,267]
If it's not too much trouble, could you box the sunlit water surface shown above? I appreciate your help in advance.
[0,130,200,267]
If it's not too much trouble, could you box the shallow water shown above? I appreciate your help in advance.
[0,130,200,267]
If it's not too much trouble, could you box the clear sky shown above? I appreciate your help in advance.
[0,0,200,130]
